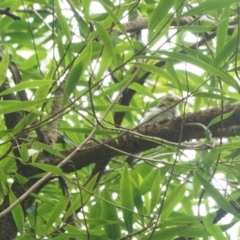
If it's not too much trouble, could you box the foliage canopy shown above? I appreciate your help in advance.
[0,0,240,239]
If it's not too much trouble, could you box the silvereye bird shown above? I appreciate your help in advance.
[126,95,180,166]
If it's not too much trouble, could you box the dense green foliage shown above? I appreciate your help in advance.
[0,0,240,239]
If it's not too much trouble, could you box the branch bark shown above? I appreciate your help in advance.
[62,103,240,172]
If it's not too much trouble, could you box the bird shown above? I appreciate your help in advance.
[126,94,180,166]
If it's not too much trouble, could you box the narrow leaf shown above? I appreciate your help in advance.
[101,189,121,239]
[94,22,116,64]
[134,62,174,82]
[128,82,157,100]
[161,183,185,219]
[149,0,174,36]
[9,190,24,235]
[65,173,99,219]
[120,164,134,233]
[195,172,240,217]
[203,214,226,240]
[0,99,47,115]
[207,109,235,128]
[45,196,70,231]
[140,169,159,195]
[213,36,238,67]
[0,80,53,96]
[150,171,161,212]
[54,0,71,41]
[64,42,92,102]
[0,50,9,86]
[20,143,29,163]
[158,51,240,91]
[216,6,230,53]
[181,0,237,17]
[28,163,63,176]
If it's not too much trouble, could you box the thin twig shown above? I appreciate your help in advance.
[0,8,21,20]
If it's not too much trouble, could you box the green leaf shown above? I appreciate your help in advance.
[193,174,201,198]
[32,141,65,158]
[95,47,112,82]
[57,30,66,68]
[175,25,214,33]
[85,104,138,112]
[20,143,29,163]
[216,6,230,54]
[193,92,234,101]
[64,42,92,103]
[203,142,240,172]
[45,195,70,231]
[82,0,91,22]
[165,61,182,92]
[101,189,121,239]
[120,164,134,233]
[134,62,174,82]
[34,67,54,100]
[207,109,235,128]
[150,171,161,212]
[181,0,237,17]
[0,165,8,183]
[94,22,116,64]
[28,163,63,176]
[195,172,240,218]
[78,16,90,38]
[0,50,9,86]
[140,169,159,195]
[9,190,24,235]
[20,51,46,70]
[161,183,185,219]
[213,36,238,68]
[98,76,131,98]
[142,226,186,240]
[128,82,157,100]
[99,0,131,43]
[148,0,174,37]
[133,41,146,56]
[132,182,144,217]
[203,213,226,240]
[15,173,28,185]
[54,0,71,42]
[0,80,53,96]
[158,51,240,91]
[0,99,47,115]
[65,173,99,220]
[57,127,117,136]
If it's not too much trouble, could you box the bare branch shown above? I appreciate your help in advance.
[0,7,21,20]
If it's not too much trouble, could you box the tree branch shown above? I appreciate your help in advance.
[0,7,21,20]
